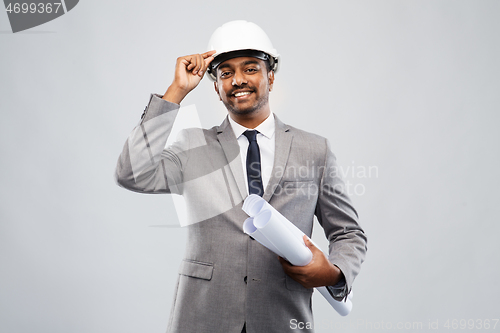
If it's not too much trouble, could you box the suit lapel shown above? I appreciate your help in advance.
[216,117,248,202]
[263,115,293,202]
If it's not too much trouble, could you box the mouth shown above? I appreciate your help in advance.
[232,90,254,99]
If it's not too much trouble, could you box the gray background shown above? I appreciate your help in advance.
[1,0,499,332]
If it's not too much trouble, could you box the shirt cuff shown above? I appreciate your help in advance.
[325,272,349,301]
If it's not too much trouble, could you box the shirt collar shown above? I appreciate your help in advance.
[227,113,275,140]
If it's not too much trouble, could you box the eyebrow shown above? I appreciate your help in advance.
[218,59,261,71]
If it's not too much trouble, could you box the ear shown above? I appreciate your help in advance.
[268,70,275,92]
[214,81,222,101]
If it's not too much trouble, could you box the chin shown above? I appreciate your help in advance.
[223,101,258,115]
[224,100,268,116]
[229,107,259,115]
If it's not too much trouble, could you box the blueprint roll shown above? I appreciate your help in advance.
[242,194,266,216]
[253,210,313,266]
[316,287,353,316]
[243,217,286,259]
[243,195,319,252]
[242,194,353,316]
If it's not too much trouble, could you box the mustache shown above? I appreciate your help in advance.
[230,84,255,95]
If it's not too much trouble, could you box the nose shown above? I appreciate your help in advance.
[232,69,247,86]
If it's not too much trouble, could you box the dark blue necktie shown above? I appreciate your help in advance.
[243,130,264,196]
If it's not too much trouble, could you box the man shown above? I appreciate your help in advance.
[116,20,366,333]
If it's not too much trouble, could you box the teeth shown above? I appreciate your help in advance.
[234,91,251,97]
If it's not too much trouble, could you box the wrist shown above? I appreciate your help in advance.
[328,263,344,286]
[162,83,188,104]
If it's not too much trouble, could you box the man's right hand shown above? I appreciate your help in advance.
[162,50,216,104]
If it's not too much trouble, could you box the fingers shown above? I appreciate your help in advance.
[303,235,318,253]
[198,50,216,76]
[204,55,215,69]
[279,256,299,274]
[185,54,202,74]
[302,236,323,258]
[278,256,292,268]
[182,51,215,77]
[279,256,296,276]
[202,50,216,58]
[303,235,311,248]
[279,256,305,275]
[194,53,204,75]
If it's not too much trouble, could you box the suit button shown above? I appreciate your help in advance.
[244,276,247,284]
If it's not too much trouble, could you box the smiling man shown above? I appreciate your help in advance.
[116,20,367,333]
[215,56,273,119]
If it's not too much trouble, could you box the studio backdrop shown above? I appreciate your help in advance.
[1,1,499,332]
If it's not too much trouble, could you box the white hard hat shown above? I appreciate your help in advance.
[206,20,280,80]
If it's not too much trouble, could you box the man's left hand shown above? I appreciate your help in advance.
[279,235,344,289]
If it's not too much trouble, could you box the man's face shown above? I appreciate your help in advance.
[214,56,274,116]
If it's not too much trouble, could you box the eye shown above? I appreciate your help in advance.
[220,71,232,78]
[246,68,258,73]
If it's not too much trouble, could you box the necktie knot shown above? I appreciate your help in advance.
[243,130,258,142]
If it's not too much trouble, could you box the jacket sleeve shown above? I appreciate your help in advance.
[315,139,367,301]
[115,94,187,194]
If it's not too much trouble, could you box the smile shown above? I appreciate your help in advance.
[233,91,252,98]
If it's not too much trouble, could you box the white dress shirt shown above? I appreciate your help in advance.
[227,114,275,195]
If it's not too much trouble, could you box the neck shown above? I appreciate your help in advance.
[228,106,271,129]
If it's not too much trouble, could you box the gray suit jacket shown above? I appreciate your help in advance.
[115,94,367,333]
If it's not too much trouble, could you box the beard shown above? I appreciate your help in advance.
[222,86,270,116]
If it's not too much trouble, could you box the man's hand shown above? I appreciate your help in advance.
[162,50,216,104]
[279,235,344,289]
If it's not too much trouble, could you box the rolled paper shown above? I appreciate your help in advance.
[243,194,353,316]
[316,287,353,316]
[253,210,313,266]
[243,217,286,258]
